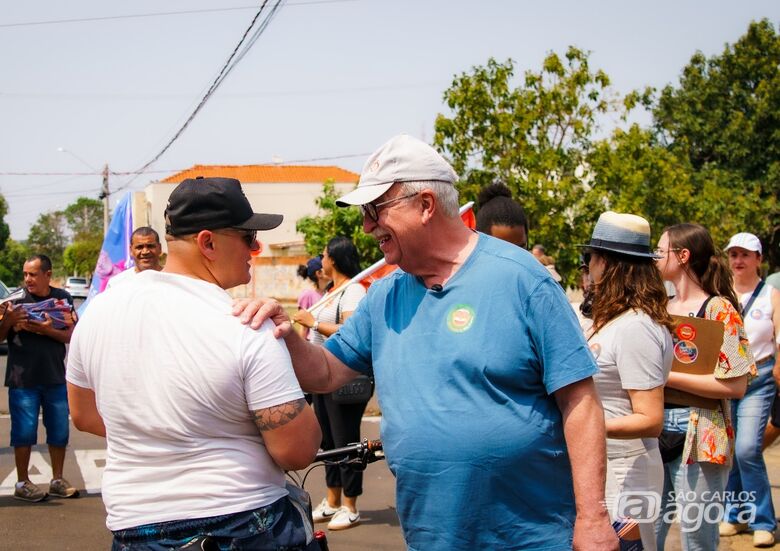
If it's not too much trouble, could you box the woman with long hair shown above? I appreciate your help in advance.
[654,223,755,550]
[292,236,368,531]
[583,212,674,550]
[720,232,780,547]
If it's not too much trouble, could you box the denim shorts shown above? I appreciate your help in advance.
[111,496,319,551]
[9,384,69,447]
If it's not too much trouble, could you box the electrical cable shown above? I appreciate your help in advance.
[116,0,284,192]
[0,0,355,29]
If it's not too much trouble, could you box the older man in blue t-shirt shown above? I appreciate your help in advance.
[240,134,618,551]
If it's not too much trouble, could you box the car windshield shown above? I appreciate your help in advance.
[68,278,88,285]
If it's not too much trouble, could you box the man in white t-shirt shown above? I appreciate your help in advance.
[105,226,163,289]
[66,177,322,550]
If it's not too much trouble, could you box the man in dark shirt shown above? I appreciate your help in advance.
[0,254,78,502]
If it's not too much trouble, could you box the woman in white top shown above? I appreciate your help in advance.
[292,237,368,531]
[583,212,674,550]
[720,232,780,543]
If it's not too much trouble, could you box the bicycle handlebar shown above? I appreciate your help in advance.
[314,438,383,462]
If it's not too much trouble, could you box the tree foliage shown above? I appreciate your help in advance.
[27,196,104,276]
[652,18,780,268]
[28,211,68,274]
[296,182,382,267]
[434,49,627,283]
[63,238,102,277]
[63,197,103,242]
[0,239,30,287]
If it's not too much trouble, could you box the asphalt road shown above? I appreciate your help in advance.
[0,355,405,551]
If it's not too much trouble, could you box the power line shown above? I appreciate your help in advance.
[0,0,356,29]
[0,152,370,193]
[117,0,284,192]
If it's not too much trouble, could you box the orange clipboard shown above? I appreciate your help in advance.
[664,315,725,410]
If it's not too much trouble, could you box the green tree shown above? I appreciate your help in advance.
[653,19,780,268]
[0,239,30,287]
[434,49,630,284]
[0,195,11,254]
[28,211,68,273]
[62,238,102,277]
[296,182,382,267]
[63,196,103,242]
[585,125,697,239]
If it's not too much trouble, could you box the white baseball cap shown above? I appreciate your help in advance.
[725,232,762,254]
[336,134,458,207]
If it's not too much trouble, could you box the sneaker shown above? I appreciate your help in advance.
[327,507,360,531]
[13,481,48,502]
[720,521,749,536]
[49,478,79,498]
[753,530,775,547]
[312,498,339,523]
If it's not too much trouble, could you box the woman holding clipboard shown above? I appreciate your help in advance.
[654,223,756,550]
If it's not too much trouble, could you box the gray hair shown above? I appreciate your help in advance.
[399,181,460,218]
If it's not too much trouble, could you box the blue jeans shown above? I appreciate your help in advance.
[655,408,730,551]
[724,356,777,531]
[8,384,69,447]
[111,496,318,550]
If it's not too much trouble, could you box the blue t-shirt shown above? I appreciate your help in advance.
[324,234,598,550]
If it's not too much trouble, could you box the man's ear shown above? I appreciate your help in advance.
[420,190,435,224]
[196,231,218,261]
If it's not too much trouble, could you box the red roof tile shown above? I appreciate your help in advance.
[161,164,359,184]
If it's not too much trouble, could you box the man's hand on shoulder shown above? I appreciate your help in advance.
[232,297,292,337]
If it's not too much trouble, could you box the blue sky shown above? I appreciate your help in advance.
[1,0,778,239]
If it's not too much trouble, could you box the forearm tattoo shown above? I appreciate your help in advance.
[253,398,306,431]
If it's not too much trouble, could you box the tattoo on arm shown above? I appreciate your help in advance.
[253,398,306,431]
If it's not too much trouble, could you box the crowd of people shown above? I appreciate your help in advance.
[2,133,779,551]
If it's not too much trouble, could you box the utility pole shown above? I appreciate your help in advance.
[100,164,109,236]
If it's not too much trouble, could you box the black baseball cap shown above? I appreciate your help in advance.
[164,177,283,236]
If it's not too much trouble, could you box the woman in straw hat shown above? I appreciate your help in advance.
[654,223,756,550]
[582,211,674,550]
[720,232,780,546]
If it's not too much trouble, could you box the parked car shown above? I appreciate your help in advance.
[64,276,90,299]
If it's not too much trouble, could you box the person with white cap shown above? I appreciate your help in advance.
[720,232,780,547]
[654,223,756,550]
[66,177,322,550]
[581,211,674,550]
[236,135,618,550]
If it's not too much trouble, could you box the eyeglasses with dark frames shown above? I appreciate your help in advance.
[213,228,258,249]
[360,192,419,222]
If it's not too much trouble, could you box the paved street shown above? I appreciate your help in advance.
[1,350,779,550]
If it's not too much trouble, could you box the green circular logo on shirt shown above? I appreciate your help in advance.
[447,304,475,333]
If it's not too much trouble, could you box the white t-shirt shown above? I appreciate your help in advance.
[740,283,778,361]
[589,310,673,458]
[105,267,137,290]
[308,282,366,346]
[67,270,304,530]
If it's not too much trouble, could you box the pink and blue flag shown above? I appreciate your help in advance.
[77,192,133,315]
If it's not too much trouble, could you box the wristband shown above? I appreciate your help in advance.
[312,321,320,333]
